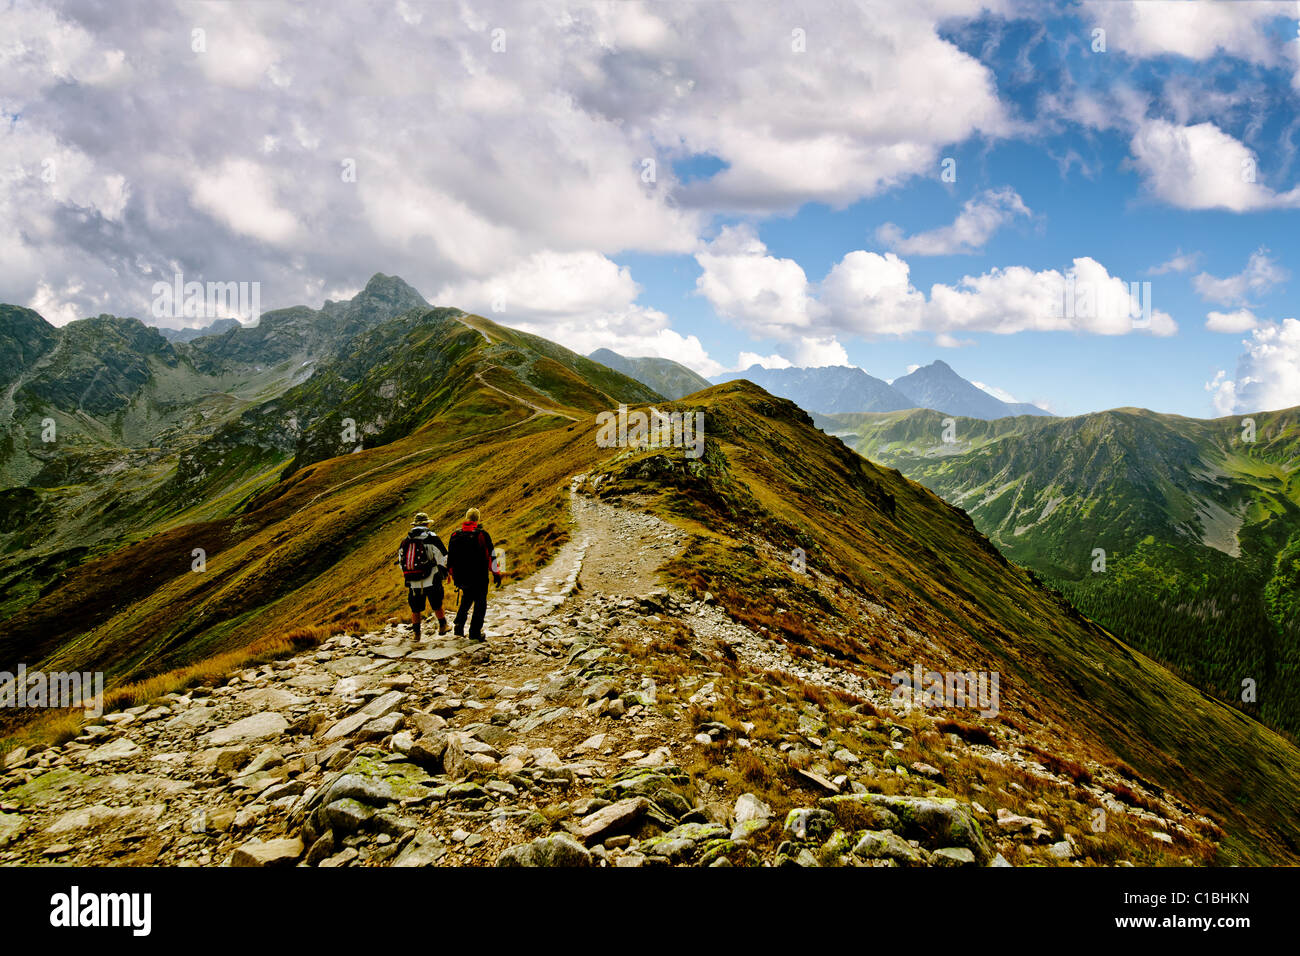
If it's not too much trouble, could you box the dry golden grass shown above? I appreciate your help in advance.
[1,621,347,752]
[936,719,998,747]
[1025,743,1094,786]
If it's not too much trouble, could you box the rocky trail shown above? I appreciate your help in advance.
[0,481,1211,868]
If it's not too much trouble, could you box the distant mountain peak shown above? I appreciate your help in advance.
[361,272,419,295]
[894,360,1051,420]
[158,316,243,344]
[351,273,428,310]
[712,363,913,415]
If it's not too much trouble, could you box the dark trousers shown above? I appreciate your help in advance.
[455,586,487,638]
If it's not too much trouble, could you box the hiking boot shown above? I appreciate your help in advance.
[437,619,450,636]
[468,632,486,643]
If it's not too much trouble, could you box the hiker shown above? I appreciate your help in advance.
[446,507,501,641]
[396,512,449,640]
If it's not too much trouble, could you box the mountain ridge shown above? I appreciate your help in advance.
[712,364,914,414]
[712,360,1050,420]
[587,348,712,400]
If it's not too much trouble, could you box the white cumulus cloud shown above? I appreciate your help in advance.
[735,352,793,371]
[693,225,820,338]
[875,187,1030,256]
[695,229,1178,351]
[1083,1,1294,65]
[927,256,1177,336]
[1207,318,1300,414]
[190,159,300,246]
[438,250,724,377]
[1129,119,1300,212]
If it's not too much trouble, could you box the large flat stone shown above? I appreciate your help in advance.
[164,706,218,732]
[237,687,305,710]
[204,712,289,747]
[496,833,592,867]
[407,646,463,662]
[577,797,651,845]
[393,830,447,867]
[0,812,27,847]
[5,768,94,807]
[46,803,164,835]
[231,837,304,867]
[84,738,142,763]
[319,691,406,742]
[323,656,374,677]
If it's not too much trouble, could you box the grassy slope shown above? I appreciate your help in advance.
[591,383,1300,864]
[832,405,1300,738]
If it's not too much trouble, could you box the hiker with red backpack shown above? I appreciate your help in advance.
[446,507,501,642]
[396,512,450,640]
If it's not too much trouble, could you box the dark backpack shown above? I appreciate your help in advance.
[448,528,490,581]
[399,532,436,582]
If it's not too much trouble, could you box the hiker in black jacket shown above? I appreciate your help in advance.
[446,507,501,641]
[396,512,449,641]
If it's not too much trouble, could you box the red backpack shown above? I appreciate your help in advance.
[399,532,435,582]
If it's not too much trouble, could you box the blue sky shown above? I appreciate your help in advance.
[5,1,1300,419]
[605,5,1300,418]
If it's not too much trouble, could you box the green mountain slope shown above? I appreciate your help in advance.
[828,405,1300,738]
[587,348,712,399]
[0,276,439,619]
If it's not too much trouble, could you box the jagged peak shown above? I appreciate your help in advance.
[907,359,957,376]
[356,272,427,304]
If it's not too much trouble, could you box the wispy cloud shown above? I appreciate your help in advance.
[1193,248,1288,306]
[1148,249,1201,275]
[876,187,1031,256]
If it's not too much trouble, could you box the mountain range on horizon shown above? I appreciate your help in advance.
[712,361,1054,421]
[3,273,1300,868]
[118,300,1051,422]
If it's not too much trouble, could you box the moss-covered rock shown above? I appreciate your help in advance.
[783,807,836,843]
[853,829,924,865]
[496,833,593,867]
[820,828,857,860]
[823,794,990,863]
[696,838,739,866]
[5,767,94,807]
